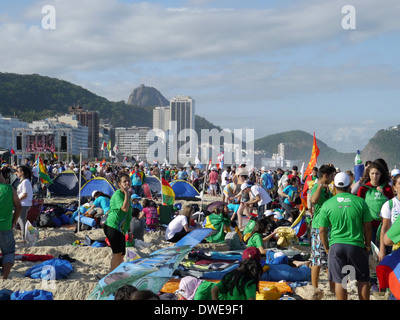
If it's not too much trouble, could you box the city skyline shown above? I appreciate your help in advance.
[1,0,400,153]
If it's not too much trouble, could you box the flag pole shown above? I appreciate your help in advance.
[77,150,82,233]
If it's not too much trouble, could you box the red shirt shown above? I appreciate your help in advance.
[209,171,219,184]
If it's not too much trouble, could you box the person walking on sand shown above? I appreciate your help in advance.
[15,165,33,242]
[319,172,372,300]
[103,172,132,272]
[0,167,22,279]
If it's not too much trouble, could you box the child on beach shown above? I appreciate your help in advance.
[140,199,159,231]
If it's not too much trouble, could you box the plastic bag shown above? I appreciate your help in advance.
[25,220,39,246]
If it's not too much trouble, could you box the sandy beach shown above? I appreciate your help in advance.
[0,194,388,301]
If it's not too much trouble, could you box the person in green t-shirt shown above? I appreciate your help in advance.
[319,172,372,300]
[0,167,22,279]
[309,164,336,289]
[384,216,400,248]
[104,172,132,272]
[246,218,270,255]
[211,247,262,300]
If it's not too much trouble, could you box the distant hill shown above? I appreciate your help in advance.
[127,84,169,107]
[361,125,400,169]
[254,130,355,170]
[0,72,153,128]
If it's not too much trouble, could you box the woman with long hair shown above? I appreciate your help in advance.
[165,205,194,242]
[15,165,33,241]
[103,172,132,272]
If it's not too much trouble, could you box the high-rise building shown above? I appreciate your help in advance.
[153,106,171,132]
[69,106,100,159]
[169,95,195,133]
[115,126,150,161]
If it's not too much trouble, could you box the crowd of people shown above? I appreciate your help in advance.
[1,155,400,300]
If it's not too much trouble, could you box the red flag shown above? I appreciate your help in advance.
[207,158,212,170]
[10,148,15,155]
[303,132,320,179]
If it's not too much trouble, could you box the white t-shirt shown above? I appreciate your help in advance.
[221,170,231,186]
[165,215,188,240]
[17,179,33,207]
[84,169,92,180]
[381,197,400,225]
[250,185,272,206]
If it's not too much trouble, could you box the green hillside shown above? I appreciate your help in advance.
[0,72,153,128]
[254,130,355,170]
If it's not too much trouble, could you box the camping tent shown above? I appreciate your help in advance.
[170,180,200,201]
[144,175,162,195]
[48,170,87,197]
[80,177,117,198]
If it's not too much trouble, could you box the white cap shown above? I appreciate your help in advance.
[274,212,284,220]
[261,166,266,171]
[92,190,99,198]
[263,210,274,218]
[391,169,400,177]
[334,172,350,188]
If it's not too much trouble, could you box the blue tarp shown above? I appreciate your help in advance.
[176,228,213,247]
[11,290,53,300]
[25,258,73,280]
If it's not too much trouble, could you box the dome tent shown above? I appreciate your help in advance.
[170,180,200,201]
[80,177,117,198]
[48,170,87,197]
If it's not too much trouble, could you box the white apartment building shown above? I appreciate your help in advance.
[115,126,150,161]
[0,114,28,150]
[153,106,171,132]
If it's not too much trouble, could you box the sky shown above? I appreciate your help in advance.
[1,0,400,153]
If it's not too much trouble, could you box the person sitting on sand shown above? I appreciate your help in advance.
[165,205,195,242]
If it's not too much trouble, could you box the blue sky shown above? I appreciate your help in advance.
[1,0,400,153]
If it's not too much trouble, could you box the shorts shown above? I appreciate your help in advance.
[328,243,370,284]
[0,230,16,265]
[310,228,328,268]
[104,224,126,255]
[209,184,218,191]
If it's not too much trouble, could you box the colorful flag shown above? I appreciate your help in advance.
[107,140,111,151]
[161,178,175,206]
[377,249,400,300]
[99,158,106,167]
[10,148,15,155]
[217,152,224,169]
[291,209,307,238]
[303,132,320,179]
[207,158,212,170]
[36,156,53,184]
[100,141,107,151]
[52,152,58,160]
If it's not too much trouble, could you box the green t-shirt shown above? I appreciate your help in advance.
[319,192,372,248]
[0,183,14,231]
[216,273,257,300]
[310,182,332,229]
[247,233,263,250]
[387,216,400,245]
[105,189,132,234]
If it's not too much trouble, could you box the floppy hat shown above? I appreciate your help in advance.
[334,172,350,188]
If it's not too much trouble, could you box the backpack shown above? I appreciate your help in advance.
[262,173,274,190]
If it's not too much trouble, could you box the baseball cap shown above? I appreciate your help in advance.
[242,247,261,261]
[91,190,99,198]
[334,172,350,188]
[261,166,266,171]
[274,211,284,220]
[264,210,274,218]
[131,194,141,199]
[391,169,400,177]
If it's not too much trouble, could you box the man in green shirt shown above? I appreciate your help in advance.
[309,164,336,288]
[319,172,372,300]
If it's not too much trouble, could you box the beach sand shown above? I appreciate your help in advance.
[0,194,388,301]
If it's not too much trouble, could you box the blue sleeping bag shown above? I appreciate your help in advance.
[11,290,53,300]
[25,258,73,280]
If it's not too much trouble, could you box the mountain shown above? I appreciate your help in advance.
[254,130,355,170]
[127,84,169,107]
[0,72,153,128]
[361,125,400,169]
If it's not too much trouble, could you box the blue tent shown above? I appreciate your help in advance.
[144,175,161,195]
[80,177,117,198]
[48,170,87,197]
[170,180,200,201]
